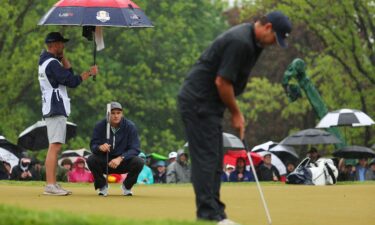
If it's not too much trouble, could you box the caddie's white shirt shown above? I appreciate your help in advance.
[38,58,71,117]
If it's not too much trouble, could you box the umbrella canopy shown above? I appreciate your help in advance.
[256,151,287,175]
[18,120,77,151]
[223,133,245,149]
[38,0,154,81]
[184,132,245,150]
[60,149,91,158]
[223,150,263,167]
[280,129,342,145]
[269,144,299,159]
[58,148,91,167]
[251,141,278,152]
[148,152,167,161]
[38,0,153,27]
[0,147,20,169]
[0,136,24,158]
[316,108,374,128]
[333,146,375,159]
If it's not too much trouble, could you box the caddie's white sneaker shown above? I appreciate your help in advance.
[55,183,72,195]
[43,184,69,196]
[121,184,133,196]
[217,219,241,225]
[98,185,108,197]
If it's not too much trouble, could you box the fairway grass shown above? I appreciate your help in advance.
[0,181,374,225]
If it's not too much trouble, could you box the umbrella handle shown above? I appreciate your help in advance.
[93,29,97,81]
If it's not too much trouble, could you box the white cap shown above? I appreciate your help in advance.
[226,164,235,169]
[168,151,177,159]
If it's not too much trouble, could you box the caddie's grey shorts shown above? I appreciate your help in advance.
[45,116,67,144]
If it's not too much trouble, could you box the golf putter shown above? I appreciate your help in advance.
[106,103,111,189]
[243,139,272,225]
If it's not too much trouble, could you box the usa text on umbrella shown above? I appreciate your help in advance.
[38,0,154,80]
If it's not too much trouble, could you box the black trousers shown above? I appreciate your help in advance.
[178,98,226,221]
[87,154,144,190]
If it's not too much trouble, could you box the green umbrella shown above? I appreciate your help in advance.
[149,153,168,160]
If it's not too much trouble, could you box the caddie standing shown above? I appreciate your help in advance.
[39,32,98,195]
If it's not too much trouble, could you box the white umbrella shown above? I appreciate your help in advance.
[256,151,287,175]
[222,133,244,149]
[316,108,374,128]
[0,147,19,169]
[184,132,245,149]
[58,148,91,168]
[252,141,278,152]
[269,144,299,158]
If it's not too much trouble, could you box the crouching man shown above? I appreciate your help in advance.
[87,102,144,196]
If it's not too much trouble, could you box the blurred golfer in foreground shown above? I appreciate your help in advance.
[178,11,292,224]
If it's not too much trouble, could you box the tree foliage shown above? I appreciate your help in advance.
[0,0,226,156]
[237,0,374,146]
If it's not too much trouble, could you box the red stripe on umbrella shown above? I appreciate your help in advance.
[224,150,263,167]
[55,0,140,8]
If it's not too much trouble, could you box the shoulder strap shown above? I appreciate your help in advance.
[325,162,336,184]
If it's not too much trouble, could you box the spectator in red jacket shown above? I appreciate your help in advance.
[68,157,94,183]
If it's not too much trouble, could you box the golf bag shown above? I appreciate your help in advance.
[286,157,338,185]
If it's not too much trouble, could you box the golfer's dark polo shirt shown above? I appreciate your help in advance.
[179,23,263,116]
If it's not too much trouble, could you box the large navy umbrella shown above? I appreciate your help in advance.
[18,121,77,151]
[333,146,375,159]
[38,0,153,28]
[38,0,154,80]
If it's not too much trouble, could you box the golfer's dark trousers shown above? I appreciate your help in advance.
[178,98,226,221]
[87,154,144,190]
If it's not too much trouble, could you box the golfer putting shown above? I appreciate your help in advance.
[39,32,98,196]
[87,102,144,196]
[178,11,292,224]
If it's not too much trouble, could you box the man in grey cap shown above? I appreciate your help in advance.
[178,11,292,224]
[39,32,98,196]
[87,102,144,196]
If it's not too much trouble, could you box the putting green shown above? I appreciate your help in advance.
[0,182,374,225]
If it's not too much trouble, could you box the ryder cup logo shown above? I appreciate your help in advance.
[96,11,110,23]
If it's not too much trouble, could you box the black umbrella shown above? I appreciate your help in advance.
[280,129,342,145]
[18,120,77,151]
[0,136,24,157]
[333,146,375,159]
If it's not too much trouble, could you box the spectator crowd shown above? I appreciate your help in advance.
[1,149,374,184]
